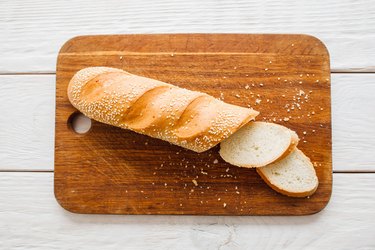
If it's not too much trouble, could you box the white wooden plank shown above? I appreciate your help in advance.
[0,74,375,171]
[0,172,374,249]
[0,75,55,170]
[332,74,375,171]
[0,0,375,73]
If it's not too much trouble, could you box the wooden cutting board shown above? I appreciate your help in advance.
[55,34,332,215]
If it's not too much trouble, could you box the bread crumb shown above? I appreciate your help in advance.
[218,198,221,201]
[213,159,219,164]
[192,179,198,186]
[235,94,240,98]
[265,68,268,71]
[171,53,174,57]
[119,56,123,60]
[201,170,208,175]
[245,84,250,89]
[180,203,182,206]
[260,83,264,87]
[226,167,230,172]
[283,117,290,122]
[223,203,227,208]
[255,98,261,105]
[234,66,237,69]
[236,191,240,194]
[219,92,225,100]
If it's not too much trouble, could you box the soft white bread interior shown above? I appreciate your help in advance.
[256,148,319,197]
[67,67,259,152]
[219,122,299,168]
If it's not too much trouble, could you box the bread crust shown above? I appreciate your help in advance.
[68,67,259,152]
[256,148,319,198]
[219,122,299,168]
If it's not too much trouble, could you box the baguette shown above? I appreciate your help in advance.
[68,67,259,152]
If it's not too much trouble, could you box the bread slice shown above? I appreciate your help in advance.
[256,148,319,197]
[219,122,299,168]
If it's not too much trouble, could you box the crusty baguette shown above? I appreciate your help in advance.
[67,67,259,152]
[219,122,299,168]
[256,148,319,197]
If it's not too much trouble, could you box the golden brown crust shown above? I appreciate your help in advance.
[276,131,299,163]
[68,67,259,152]
[256,167,318,197]
[256,147,319,198]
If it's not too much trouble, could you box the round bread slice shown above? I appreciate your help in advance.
[219,122,298,168]
[256,148,319,197]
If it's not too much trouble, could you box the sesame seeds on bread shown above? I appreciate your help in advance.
[67,67,259,153]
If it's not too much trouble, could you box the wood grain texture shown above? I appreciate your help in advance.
[1,0,375,73]
[55,34,331,215]
[1,74,373,172]
[1,172,375,250]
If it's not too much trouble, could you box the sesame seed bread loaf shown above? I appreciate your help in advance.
[256,148,319,197]
[219,122,299,168]
[67,67,259,152]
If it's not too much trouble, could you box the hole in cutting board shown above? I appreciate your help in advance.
[68,112,92,134]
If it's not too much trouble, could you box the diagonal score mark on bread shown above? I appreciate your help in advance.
[68,67,258,152]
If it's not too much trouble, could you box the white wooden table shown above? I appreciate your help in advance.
[1,0,375,249]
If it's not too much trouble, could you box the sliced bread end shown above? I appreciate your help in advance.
[219,122,299,168]
[256,148,319,198]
